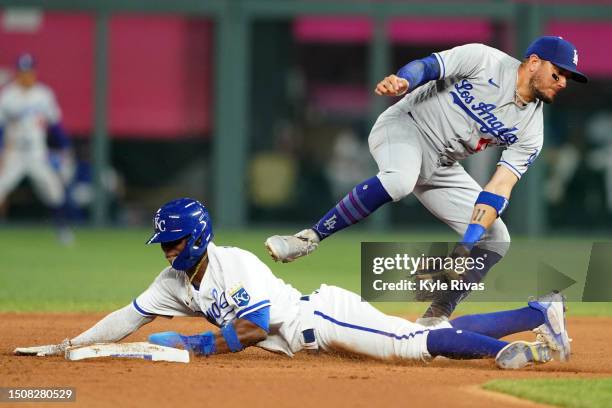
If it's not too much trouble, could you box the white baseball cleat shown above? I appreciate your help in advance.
[528,291,571,361]
[495,341,552,369]
[265,229,320,263]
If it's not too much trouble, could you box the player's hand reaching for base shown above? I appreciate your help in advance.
[14,339,72,356]
[375,74,409,96]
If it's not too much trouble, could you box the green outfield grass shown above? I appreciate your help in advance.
[483,378,612,408]
[0,227,610,316]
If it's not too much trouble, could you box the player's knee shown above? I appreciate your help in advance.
[377,170,417,201]
[481,220,511,257]
[44,189,65,208]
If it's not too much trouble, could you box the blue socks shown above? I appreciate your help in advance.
[427,305,547,359]
[313,176,392,239]
[426,328,507,359]
[450,306,545,339]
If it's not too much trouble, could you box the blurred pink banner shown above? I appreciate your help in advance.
[546,21,612,78]
[294,16,493,45]
[0,13,95,135]
[0,13,212,139]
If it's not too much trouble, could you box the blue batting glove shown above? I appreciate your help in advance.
[149,331,216,355]
[149,331,189,349]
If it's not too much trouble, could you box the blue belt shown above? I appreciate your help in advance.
[300,295,310,301]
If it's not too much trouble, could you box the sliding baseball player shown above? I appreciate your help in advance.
[15,198,571,369]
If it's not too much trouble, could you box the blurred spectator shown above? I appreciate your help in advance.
[545,139,581,205]
[248,122,299,220]
[585,111,612,212]
[325,128,370,198]
[0,53,74,243]
[66,142,125,224]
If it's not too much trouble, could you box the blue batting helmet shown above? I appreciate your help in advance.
[146,198,213,272]
[16,53,35,72]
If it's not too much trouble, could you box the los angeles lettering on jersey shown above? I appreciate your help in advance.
[451,79,519,145]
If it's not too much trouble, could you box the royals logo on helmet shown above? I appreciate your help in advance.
[154,215,166,232]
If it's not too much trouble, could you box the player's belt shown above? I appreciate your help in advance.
[300,295,310,301]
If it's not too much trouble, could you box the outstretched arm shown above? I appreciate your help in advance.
[149,308,269,356]
[14,304,155,356]
[70,303,155,346]
[375,54,441,96]
[212,318,267,354]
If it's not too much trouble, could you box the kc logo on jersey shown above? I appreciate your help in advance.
[230,286,251,307]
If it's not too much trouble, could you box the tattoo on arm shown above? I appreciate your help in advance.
[473,209,486,223]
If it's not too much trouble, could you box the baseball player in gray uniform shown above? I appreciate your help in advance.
[266,36,588,323]
[15,198,571,369]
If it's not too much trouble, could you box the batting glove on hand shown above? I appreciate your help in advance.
[14,338,72,356]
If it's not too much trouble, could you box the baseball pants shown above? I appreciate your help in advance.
[368,107,510,256]
[309,284,451,361]
[0,150,65,207]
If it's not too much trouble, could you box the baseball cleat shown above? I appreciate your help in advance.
[528,291,571,361]
[495,341,552,369]
[265,229,320,263]
[416,316,449,327]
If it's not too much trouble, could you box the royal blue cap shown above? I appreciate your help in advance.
[16,53,35,72]
[524,36,587,83]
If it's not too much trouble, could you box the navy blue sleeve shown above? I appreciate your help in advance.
[0,126,4,149]
[47,122,71,149]
[396,54,441,92]
[240,305,270,333]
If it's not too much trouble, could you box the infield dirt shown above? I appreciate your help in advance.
[2,314,611,408]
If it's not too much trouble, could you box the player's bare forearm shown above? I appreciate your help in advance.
[484,165,518,198]
[469,204,497,229]
[213,318,267,354]
[470,166,519,228]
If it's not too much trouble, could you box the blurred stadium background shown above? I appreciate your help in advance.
[1,0,611,233]
[0,0,611,313]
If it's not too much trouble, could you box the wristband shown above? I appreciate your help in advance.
[475,191,509,217]
[221,322,244,352]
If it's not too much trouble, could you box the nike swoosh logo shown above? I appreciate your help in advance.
[488,78,500,88]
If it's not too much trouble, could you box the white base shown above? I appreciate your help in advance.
[65,342,190,363]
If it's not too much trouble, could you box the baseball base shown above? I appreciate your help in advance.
[65,342,190,363]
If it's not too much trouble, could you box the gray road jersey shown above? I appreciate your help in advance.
[394,43,543,179]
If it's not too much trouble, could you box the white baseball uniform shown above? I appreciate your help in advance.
[0,81,65,206]
[133,242,451,360]
[370,43,544,255]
